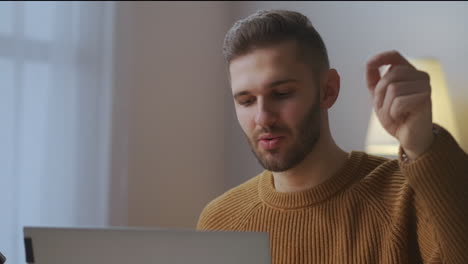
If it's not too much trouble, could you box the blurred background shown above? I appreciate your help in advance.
[1,1,467,263]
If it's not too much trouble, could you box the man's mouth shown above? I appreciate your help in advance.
[258,135,284,150]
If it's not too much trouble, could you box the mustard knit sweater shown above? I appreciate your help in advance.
[197,126,468,263]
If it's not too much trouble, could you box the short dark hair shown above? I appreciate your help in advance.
[223,9,330,75]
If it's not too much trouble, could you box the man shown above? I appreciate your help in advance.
[197,9,468,263]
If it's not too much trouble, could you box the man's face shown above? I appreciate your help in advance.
[229,40,322,172]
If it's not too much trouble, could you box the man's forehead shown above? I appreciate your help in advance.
[229,49,307,94]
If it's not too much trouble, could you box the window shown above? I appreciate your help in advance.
[0,2,115,263]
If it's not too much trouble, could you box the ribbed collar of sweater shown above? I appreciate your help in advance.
[258,151,367,210]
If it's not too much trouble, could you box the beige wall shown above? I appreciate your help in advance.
[111,2,234,228]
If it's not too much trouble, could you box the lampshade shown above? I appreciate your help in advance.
[365,58,460,157]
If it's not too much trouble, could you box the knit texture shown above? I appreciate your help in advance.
[197,125,468,264]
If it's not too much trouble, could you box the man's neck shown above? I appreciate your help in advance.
[272,135,349,193]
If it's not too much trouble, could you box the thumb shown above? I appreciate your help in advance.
[366,65,381,96]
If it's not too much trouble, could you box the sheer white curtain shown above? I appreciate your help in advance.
[0,2,115,263]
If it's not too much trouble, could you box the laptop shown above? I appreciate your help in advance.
[23,226,271,264]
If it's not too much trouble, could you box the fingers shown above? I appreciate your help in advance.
[375,69,431,129]
[366,67,380,96]
[366,50,415,92]
[389,92,431,122]
[376,92,430,134]
[380,80,430,110]
[373,65,430,108]
[379,80,429,124]
[367,50,413,69]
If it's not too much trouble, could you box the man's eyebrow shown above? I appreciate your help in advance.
[268,78,299,88]
[233,78,299,99]
[233,91,250,99]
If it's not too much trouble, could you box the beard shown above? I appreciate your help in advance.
[244,98,321,172]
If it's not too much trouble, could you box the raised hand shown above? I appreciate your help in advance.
[366,50,434,160]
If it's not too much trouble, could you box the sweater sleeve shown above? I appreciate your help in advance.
[399,124,468,263]
[196,202,214,230]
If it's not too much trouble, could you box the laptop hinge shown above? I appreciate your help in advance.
[24,237,35,263]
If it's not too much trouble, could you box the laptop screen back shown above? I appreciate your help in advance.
[23,226,271,264]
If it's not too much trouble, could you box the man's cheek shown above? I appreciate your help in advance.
[237,111,254,131]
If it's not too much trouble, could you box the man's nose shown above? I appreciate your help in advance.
[254,98,277,128]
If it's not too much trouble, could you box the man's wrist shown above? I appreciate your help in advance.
[400,125,439,162]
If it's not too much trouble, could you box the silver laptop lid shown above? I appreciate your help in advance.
[23,226,271,264]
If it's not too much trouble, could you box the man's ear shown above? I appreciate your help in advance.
[320,69,340,109]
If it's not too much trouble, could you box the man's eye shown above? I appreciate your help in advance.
[275,91,292,98]
[239,98,255,106]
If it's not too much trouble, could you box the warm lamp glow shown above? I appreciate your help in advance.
[365,58,460,157]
